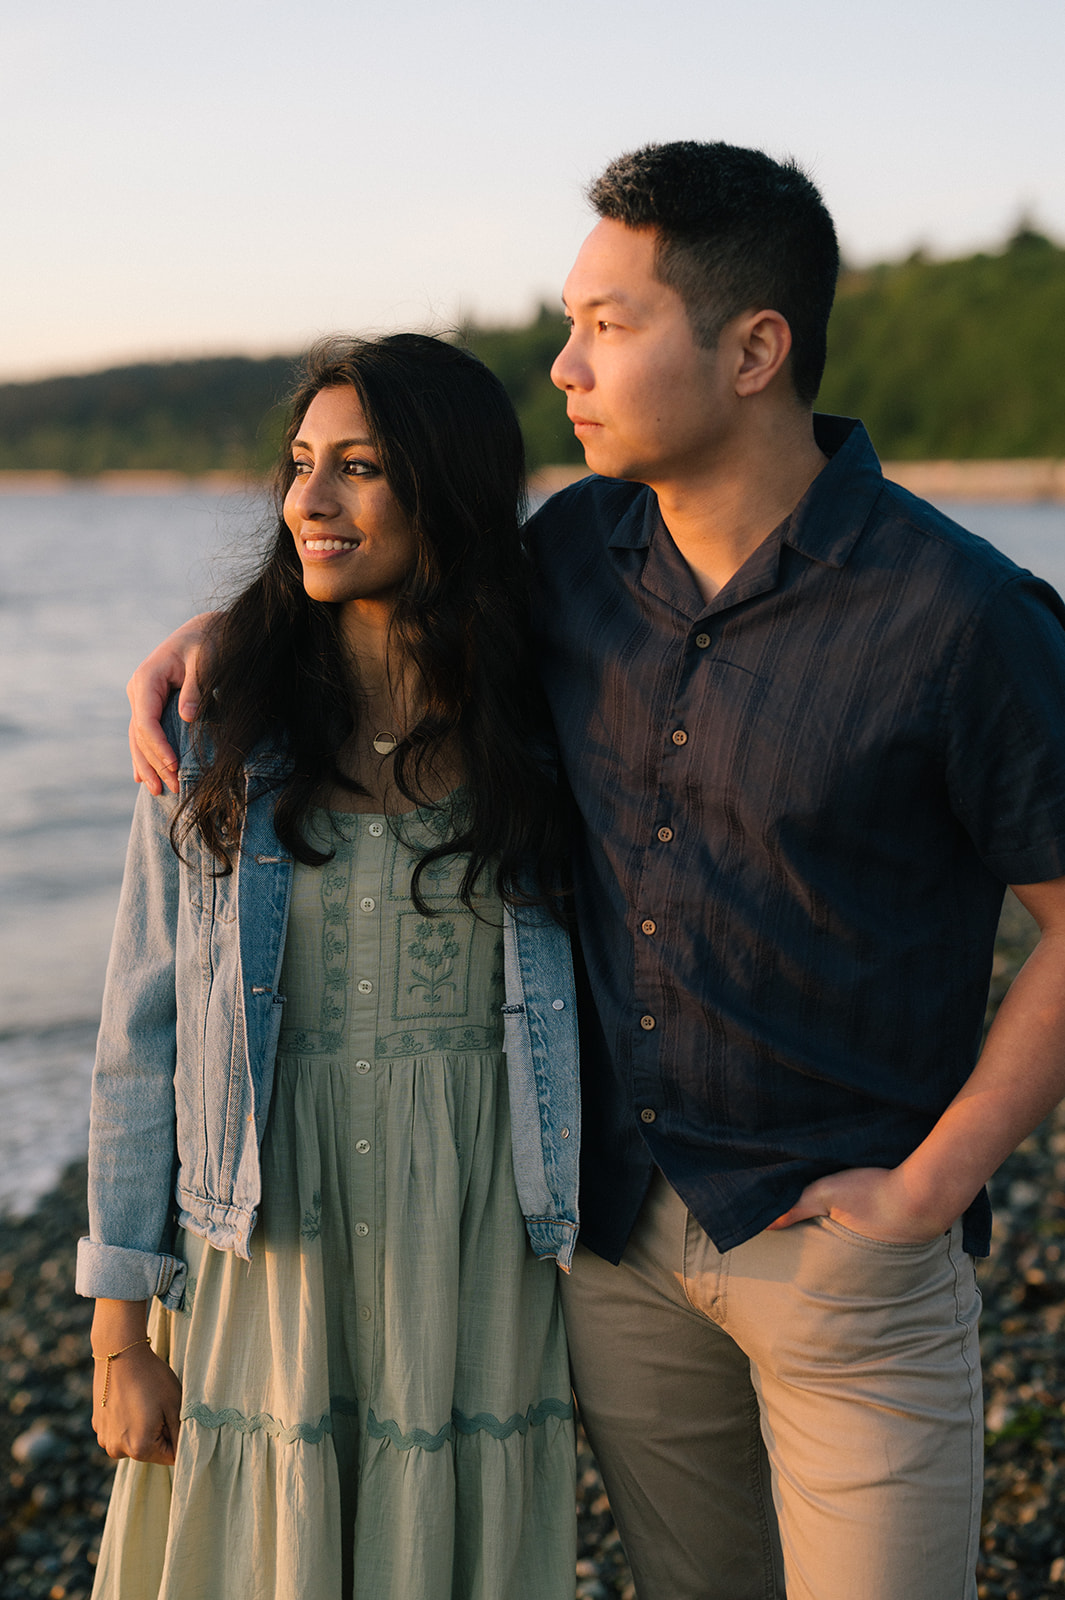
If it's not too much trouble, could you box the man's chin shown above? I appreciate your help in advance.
[578,442,641,482]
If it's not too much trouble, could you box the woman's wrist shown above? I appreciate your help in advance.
[90,1297,149,1357]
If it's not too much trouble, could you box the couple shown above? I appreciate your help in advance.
[82,140,1065,1600]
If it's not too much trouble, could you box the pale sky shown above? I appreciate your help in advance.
[2,0,1063,382]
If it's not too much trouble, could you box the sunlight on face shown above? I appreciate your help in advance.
[284,386,418,617]
[551,219,735,487]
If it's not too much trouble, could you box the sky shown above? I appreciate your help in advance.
[1,0,1063,383]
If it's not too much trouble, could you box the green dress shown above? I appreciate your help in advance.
[93,807,576,1600]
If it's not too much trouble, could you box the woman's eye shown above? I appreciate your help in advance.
[343,459,379,478]
[292,459,312,475]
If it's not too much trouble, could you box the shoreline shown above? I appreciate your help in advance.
[531,459,1065,504]
[1,460,1065,502]
[0,918,1060,1598]
[5,1122,1065,1598]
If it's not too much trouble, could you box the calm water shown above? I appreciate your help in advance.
[2,487,1064,1213]
[0,486,267,1212]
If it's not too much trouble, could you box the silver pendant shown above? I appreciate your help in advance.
[373,732,398,756]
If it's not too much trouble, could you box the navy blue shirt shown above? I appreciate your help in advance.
[527,417,1065,1261]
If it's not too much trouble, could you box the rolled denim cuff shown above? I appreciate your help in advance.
[75,1237,187,1310]
[525,1218,577,1273]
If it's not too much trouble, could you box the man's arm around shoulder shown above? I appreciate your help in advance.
[127,613,214,793]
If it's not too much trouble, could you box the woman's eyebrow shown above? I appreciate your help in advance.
[291,435,374,450]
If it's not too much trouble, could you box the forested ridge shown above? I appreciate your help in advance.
[1,227,1062,476]
[817,226,1065,459]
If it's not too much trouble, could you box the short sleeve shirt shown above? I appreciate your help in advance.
[526,416,1065,1260]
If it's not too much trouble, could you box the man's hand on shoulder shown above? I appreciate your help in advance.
[127,612,214,794]
[768,1165,951,1246]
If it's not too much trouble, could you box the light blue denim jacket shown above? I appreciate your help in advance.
[75,706,580,1310]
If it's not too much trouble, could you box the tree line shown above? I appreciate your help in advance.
[1,227,1062,476]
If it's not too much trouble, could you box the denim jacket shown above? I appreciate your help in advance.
[76,705,580,1310]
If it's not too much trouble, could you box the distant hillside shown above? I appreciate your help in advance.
[463,307,584,470]
[0,356,297,476]
[819,227,1065,458]
[1,229,1062,475]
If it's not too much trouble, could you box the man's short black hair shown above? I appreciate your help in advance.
[588,141,839,405]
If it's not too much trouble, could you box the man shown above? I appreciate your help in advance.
[129,142,1065,1600]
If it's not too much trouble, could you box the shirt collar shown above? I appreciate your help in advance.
[782,415,885,568]
[607,487,659,550]
[604,415,885,569]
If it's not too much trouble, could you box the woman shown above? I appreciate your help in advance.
[76,334,580,1600]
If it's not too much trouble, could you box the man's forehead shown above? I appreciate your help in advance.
[560,281,648,313]
[561,219,670,311]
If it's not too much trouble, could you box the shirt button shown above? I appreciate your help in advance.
[671,729,688,746]
[355,1059,372,1073]
[360,896,376,912]
[640,1014,656,1031]
[359,1305,372,1321]
[641,918,656,936]
[354,1222,370,1237]
[695,633,711,649]
[368,822,384,838]
[355,1139,371,1154]
[640,1107,657,1123]
[657,826,674,843]
[552,999,565,1011]
[358,979,374,994]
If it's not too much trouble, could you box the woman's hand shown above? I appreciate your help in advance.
[90,1298,183,1465]
[92,1341,184,1465]
[126,613,214,794]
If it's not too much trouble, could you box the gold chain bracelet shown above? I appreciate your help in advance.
[94,1335,151,1407]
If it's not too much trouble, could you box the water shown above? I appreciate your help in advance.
[0,485,268,1213]
[1,488,1064,1216]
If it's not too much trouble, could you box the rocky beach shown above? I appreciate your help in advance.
[3,895,1065,1599]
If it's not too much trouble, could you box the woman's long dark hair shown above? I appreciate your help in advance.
[175,333,568,914]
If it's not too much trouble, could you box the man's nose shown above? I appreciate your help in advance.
[550,334,585,392]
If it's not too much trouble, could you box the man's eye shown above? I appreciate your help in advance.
[597,320,614,333]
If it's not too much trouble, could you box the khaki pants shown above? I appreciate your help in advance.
[561,1171,982,1600]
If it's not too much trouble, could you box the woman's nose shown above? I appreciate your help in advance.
[292,463,338,517]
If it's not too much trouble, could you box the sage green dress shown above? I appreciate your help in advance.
[93,808,576,1600]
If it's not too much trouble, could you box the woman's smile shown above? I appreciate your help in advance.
[300,535,360,554]
[284,386,417,613]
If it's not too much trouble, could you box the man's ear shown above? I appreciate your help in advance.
[734,309,792,397]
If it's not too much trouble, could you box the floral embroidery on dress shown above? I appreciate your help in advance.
[375,1024,502,1056]
[278,835,353,1054]
[301,1191,323,1241]
[407,920,461,1007]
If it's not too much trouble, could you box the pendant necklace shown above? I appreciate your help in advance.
[372,732,399,756]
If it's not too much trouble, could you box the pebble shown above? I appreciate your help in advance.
[11,1424,64,1469]
[3,913,1064,1597]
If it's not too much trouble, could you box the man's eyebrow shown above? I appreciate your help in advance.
[561,289,639,314]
